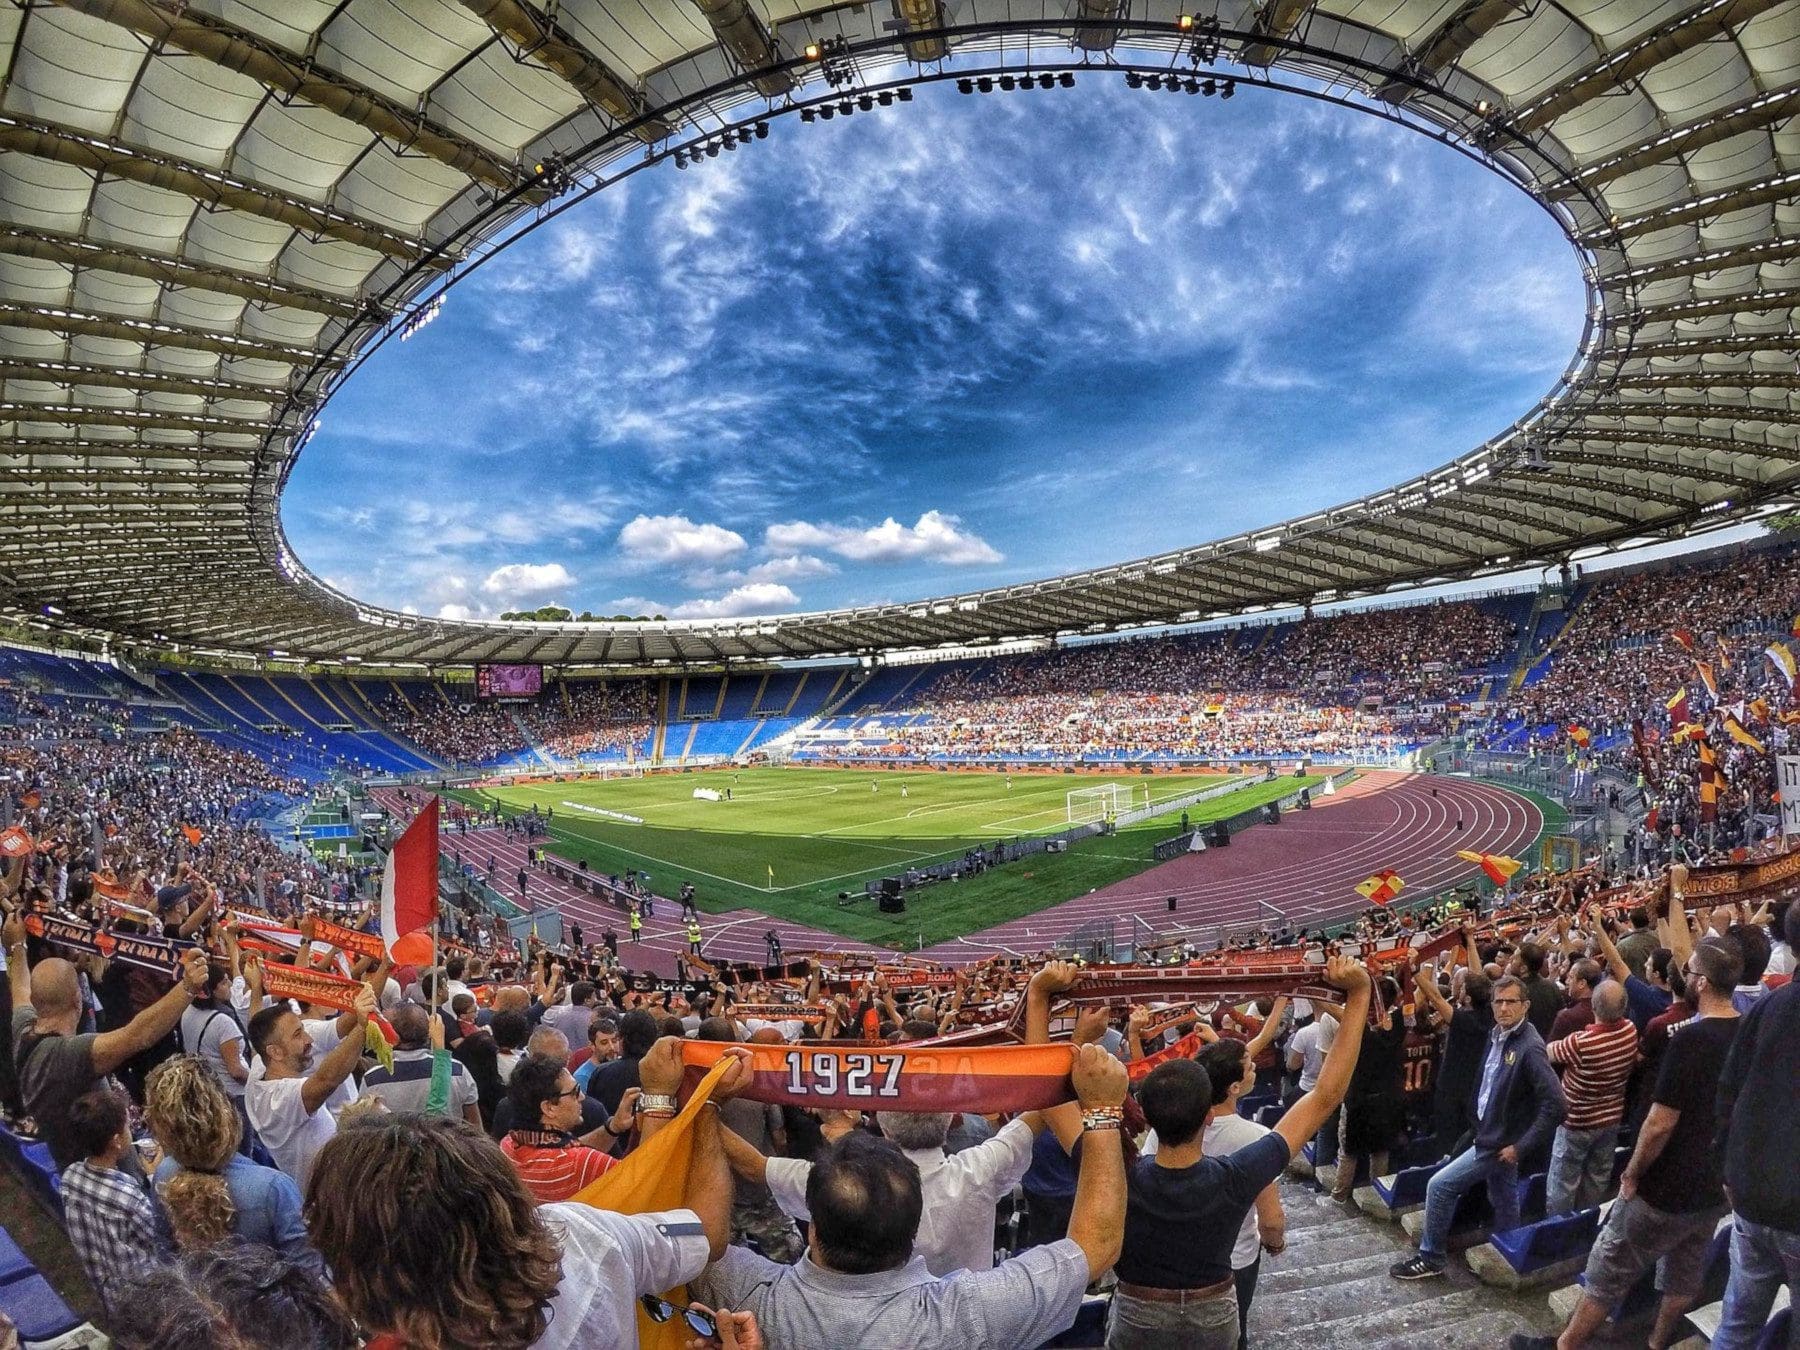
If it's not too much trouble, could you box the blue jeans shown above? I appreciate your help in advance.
[1546,1124,1617,1216]
[1713,1215,1800,1350]
[1419,1146,1519,1258]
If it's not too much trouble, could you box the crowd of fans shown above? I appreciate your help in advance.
[376,680,654,768]
[4,735,1797,1350]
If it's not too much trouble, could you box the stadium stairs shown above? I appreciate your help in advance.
[1243,1174,1563,1349]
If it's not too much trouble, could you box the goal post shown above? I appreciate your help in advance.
[1067,783,1133,826]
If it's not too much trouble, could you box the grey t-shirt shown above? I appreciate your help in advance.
[11,1006,102,1169]
[690,1238,1089,1350]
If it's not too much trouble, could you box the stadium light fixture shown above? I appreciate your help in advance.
[803,41,822,60]
[1059,73,1075,87]
[755,121,770,138]
[1177,13,1195,29]
[820,105,835,118]
[1221,79,1235,99]
[838,100,854,115]
[1201,78,1216,96]
[957,78,974,93]
[977,76,994,93]
[41,604,62,617]
[1000,74,1016,90]
[1037,73,1054,89]
[878,89,893,105]
[1147,74,1163,90]
[897,87,914,101]
[802,106,817,120]
[858,93,874,110]
[1125,71,1142,88]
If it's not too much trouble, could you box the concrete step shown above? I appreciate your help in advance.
[1253,1279,1554,1349]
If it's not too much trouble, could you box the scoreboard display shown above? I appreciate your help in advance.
[474,664,542,699]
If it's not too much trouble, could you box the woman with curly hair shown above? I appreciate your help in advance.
[143,1055,322,1276]
[303,1039,743,1349]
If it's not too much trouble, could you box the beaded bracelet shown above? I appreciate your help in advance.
[1081,1107,1125,1132]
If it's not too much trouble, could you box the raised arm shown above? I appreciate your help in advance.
[1245,997,1290,1062]
[1064,1043,1129,1282]
[92,948,209,1076]
[3,908,28,1010]
[301,985,375,1116]
[1414,960,1454,1025]
[1274,958,1372,1158]
[1586,904,1630,984]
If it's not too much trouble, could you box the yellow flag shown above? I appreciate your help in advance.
[573,1059,732,1349]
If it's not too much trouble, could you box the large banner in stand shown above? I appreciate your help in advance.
[1780,756,1800,837]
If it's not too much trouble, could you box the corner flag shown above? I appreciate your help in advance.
[381,797,440,951]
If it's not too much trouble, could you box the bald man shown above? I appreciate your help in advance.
[4,909,209,1167]
[1545,979,1638,1216]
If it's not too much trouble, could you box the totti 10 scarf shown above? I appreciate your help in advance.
[680,1039,1077,1113]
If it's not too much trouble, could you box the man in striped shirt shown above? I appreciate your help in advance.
[1544,980,1637,1215]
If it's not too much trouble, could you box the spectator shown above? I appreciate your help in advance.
[304,1049,744,1349]
[1390,974,1565,1280]
[498,1053,637,1205]
[244,982,376,1189]
[690,1043,1129,1350]
[1413,955,1493,1159]
[105,1242,358,1350]
[176,960,250,1108]
[1613,909,1658,979]
[359,1001,481,1124]
[1284,1007,1340,1171]
[1544,980,1637,1215]
[572,1015,620,1094]
[586,1008,657,1117]
[5,912,209,1168]
[1512,942,1565,1039]
[1712,904,1800,1349]
[1115,961,1367,1348]
[1197,1037,1287,1350]
[58,1086,166,1313]
[727,1092,1044,1277]
[143,1055,322,1276]
[1332,983,1405,1203]
[1511,936,1744,1350]
[1547,960,1602,1043]
[490,1008,531,1084]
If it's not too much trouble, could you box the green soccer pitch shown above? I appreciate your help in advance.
[451,767,1327,947]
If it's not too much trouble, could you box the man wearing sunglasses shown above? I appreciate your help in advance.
[1392,973,1565,1281]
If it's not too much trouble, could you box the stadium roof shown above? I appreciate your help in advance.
[1,0,1796,667]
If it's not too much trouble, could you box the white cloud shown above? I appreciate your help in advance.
[438,603,475,621]
[689,554,838,588]
[617,513,748,565]
[765,511,1002,566]
[671,582,801,619]
[481,562,574,602]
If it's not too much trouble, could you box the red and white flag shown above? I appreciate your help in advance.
[380,798,440,952]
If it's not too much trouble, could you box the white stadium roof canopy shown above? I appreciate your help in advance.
[0,0,1796,667]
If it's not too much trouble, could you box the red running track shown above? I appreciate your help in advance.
[915,770,1541,961]
[373,771,1540,975]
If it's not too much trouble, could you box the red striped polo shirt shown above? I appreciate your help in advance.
[1547,1017,1638,1130]
[500,1130,616,1205]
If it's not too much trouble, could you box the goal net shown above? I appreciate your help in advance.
[1067,783,1134,826]
[595,763,647,781]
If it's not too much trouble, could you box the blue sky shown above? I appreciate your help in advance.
[283,78,1587,622]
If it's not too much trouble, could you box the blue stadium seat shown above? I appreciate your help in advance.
[0,1228,33,1285]
[1374,1162,1444,1212]
[16,1142,62,1213]
[1488,1207,1602,1276]
[1252,1101,1289,1127]
[1515,1170,1548,1222]
[0,1273,82,1344]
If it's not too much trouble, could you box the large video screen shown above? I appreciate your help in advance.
[475,664,543,699]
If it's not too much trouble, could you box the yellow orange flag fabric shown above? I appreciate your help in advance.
[571,1058,733,1350]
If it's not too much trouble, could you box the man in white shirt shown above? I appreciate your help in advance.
[722,1106,1044,1276]
[245,983,375,1189]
